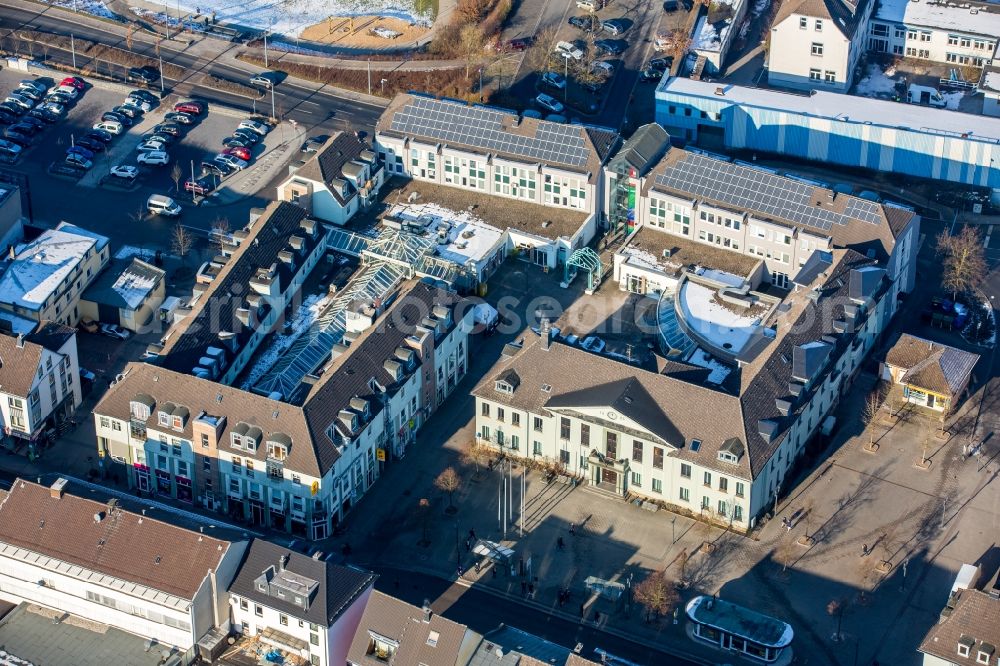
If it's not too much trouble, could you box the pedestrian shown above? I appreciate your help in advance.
[557,536,564,550]
[492,566,498,578]
[570,523,575,536]
[475,561,481,574]
[521,581,527,594]
[469,528,476,540]
[528,583,534,595]
[580,603,586,617]
[594,611,601,623]
[862,543,869,556]
[785,518,791,531]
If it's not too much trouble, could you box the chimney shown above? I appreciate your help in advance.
[49,477,68,499]
[15,334,24,349]
[421,600,432,622]
[540,318,552,351]
[279,554,288,571]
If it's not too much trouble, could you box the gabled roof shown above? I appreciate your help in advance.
[82,258,164,311]
[293,132,373,205]
[545,377,683,445]
[608,123,671,177]
[346,590,479,666]
[0,332,44,397]
[377,93,621,179]
[159,201,310,374]
[885,334,980,397]
[792,250,833,287]
[773,0,870,38]
[25,321,75,353]
[0,478,233,600]
[229,539,375,627]
[920,588,1000,666]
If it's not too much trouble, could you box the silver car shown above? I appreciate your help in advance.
[214,153,248,170]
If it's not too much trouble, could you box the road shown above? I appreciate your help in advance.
[0,1,386,129]
[369,565,702,666]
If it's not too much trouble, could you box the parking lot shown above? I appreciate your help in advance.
[0,67,305,247]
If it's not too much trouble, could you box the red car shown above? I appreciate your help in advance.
[184,178,213,195]
[506,37,534,51]
[59,76,85,90]
[174,100,205,115]
[223,146,251,161]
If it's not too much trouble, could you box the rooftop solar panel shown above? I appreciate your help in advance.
[653,154,883,232]
[388,97,597,168]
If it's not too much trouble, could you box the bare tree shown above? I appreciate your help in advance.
[826,598,846,642]
[170,163,183,193]
[126,23,136,52]
[523,26,557,73]
[663,28,693,62]
[861,390,882,447]
[460,24,483,79]
[464,439,490,477]
[210,215,231,253]
[886,381,907,419]
[775,537,798,574]
[435,466,462,509]
[171,223,194,263]
[937,402,953,438]
[633,570,680,622]
[936,226,986,301]
[674,549,689,584]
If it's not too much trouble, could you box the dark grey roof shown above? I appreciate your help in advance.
[25,321,75,353]
[468,625,578,666]
[545,377,684,445]
[609,124,671,177]
[160,202,309,375]
[791,341,832,383]
[792,250,833,287]
[229,539,375,626]
[82,258,164,310]
[849,266,885,302]
[295,132,371,205]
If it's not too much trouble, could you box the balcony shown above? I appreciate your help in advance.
[129,420,147,440]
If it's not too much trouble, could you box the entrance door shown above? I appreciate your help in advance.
[927,393,936,408]
[601,468,618,486]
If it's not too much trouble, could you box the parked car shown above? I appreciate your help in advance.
[591,60,615,77]
[18,80,47,94]
[183,177,214,195]
[507,37,533,51]
[174,100,205,115]
[111,165,139,179]
[535,93,565,113]
[128,66,159,84]
[648,56,673,71]
[128,89,159,104]
[300,136,327,153]
[576,0,604,11]
[594,39,625,55]
[66,146,95,160]
[38,102,66,117]
[569,15,597,31]
[223,136,253,149]
[136,150,169,165]
[201,160,232,177]
[85,129,114,144]
[0,109,16,125]
[540,71,567,90]
[0,103,23,118]
[601,18,628,35]
[59,76,86,90]
[93,120,123,135]
[65,153,93,170]
[4,95,35,111]
[27,108,57,124]
[53,85,79,99]
[100,323,131,340]
[45,92,74,107]
[75,136,105,152]
[0,139,23,156]
[153,122,181,137]
[640,67,662,82]
[663,0,678,10]
[164,111,195,125]
[78,318,99,333]
[232,129,261,145]
[123,98,154,113]
[17,116,44,131]
[15,87,43,102]
[237,119,270,136]
[141,133,175,146]
[113,104,140,119]
[223,145,252,161]
[102,111,132,126]
[554,40,585,60]
[214,153,248,170]
[3,128,31,145]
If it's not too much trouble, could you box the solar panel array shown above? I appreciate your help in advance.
[389,96,592,168]
[654,154,883,232]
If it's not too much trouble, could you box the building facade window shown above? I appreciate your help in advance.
[680,463,691,478]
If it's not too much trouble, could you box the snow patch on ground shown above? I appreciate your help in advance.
[942,91,964,110]
[129,6,210,32]
[114,245,155,261]
[688,347,732,384]
[855,64,898,98]
[172,0,432,38]
[240,292,330,388]
[679,281,761,352]
[42,0,117,20]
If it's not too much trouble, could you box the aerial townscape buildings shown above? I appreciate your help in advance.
[0,0,998,662]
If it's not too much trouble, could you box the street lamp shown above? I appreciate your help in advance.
[380,78,387,95]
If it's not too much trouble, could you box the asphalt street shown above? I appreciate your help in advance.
[369,565,702,666]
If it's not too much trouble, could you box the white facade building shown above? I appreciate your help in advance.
[229,539,375,666]
[868,0,1000,67]
[375,93,620,270]
[768,0,874,92]
[0,478,247,664]
[0,323,82,447]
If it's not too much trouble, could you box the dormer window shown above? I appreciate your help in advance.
[130,394,154,420]
[977,643,995,664]
[367,633,399,662]
[718,451,738,464]
[267,442,288,461]
[495,380,514,394]
[717,438,744,465]
[958,635,975,657]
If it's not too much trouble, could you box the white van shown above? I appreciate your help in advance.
[147,194,182,217]
[576,0,603,11]
[907,84,947,108]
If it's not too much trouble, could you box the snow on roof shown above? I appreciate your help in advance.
[693,267,745,287]
[982,67,1000,93]
[111,265,159,309]
[688,347,733,384]
[876,0,1000,39]
[678,280,762,353]
[657,76,1000,143]
[0,228,106,311]
[386,202,505,268]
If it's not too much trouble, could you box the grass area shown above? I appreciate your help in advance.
[239,53,477,99]
[202,73,264,98]
[413,0,439,20]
